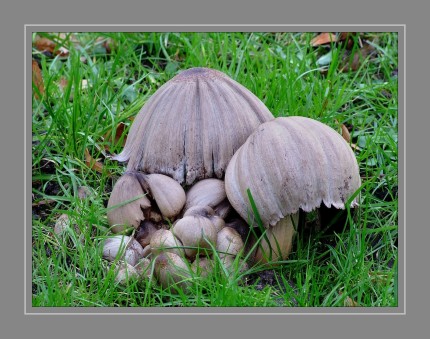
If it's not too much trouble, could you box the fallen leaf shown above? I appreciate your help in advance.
[34,35,69,57]
[311,32,338,46]
[31,199,56,207]
[32,59,44,99]
[339,42,377,72]
[336,120,361,151]
[103,122,128,152]
[85,148,108,175]
[341,124,351,143]
[34,36,57,54]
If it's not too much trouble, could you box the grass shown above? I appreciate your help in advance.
[31,32,398,308]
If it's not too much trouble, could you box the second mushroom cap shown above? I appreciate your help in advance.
[225,116,362,228]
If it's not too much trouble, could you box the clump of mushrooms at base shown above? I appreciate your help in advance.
[101,67,362,290]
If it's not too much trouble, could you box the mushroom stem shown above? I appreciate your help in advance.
[254,212,299,264]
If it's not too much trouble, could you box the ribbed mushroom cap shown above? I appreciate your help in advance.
[113,67,274,185]
[225,116,361,228]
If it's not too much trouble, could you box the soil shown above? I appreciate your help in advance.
[246,269,299,306]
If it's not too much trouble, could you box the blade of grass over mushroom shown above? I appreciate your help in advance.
[105,193,148,213]
[246,188,263,228]
[246,188,280,263]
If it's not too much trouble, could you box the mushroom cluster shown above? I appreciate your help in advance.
[103,67,273,288]
[101,67,361,290]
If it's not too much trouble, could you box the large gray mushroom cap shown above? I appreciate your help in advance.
[225,116,362,228]
[113,67,274,186]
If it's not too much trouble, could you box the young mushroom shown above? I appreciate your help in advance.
[184,178,231,219]
[102,235,145,266]
[172,208,218,259]
[225,116,362,264]
[150,229,185,258]
[183,205,225,233]
[107,171,186,233]
[114,261,139,285]
[216,227,244,260]
[113,67,274,186]
[154,252,192,291]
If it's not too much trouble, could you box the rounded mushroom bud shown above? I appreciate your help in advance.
[172,214,217,259]
[145,173,186,219]
[183,205,225,233]
[134,258,152,280]
[191,257,214,279]
[113,67,274,186]
[216,227,244,259]
[184,178,231,218]
[114,261,139,284]
[220,256,249,276]
[102,235,145,266]
[225,116,361,263]
[150,229,185,258]
[154,252,191,291]
[107,171,186,233]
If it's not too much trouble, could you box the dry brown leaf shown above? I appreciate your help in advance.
[34,36,69,57]
[103,122,128,151]
[341,124,351,143]
[32,199,56,207]
[335,120,361,152]
[34,37,57,54]
[311,32,338,46]
[32,59,44,99]
[340,42,377,72]
[85,148,108,175]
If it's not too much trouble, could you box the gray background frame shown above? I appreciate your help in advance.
[1,0,425,338]
[24,25,404,316]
